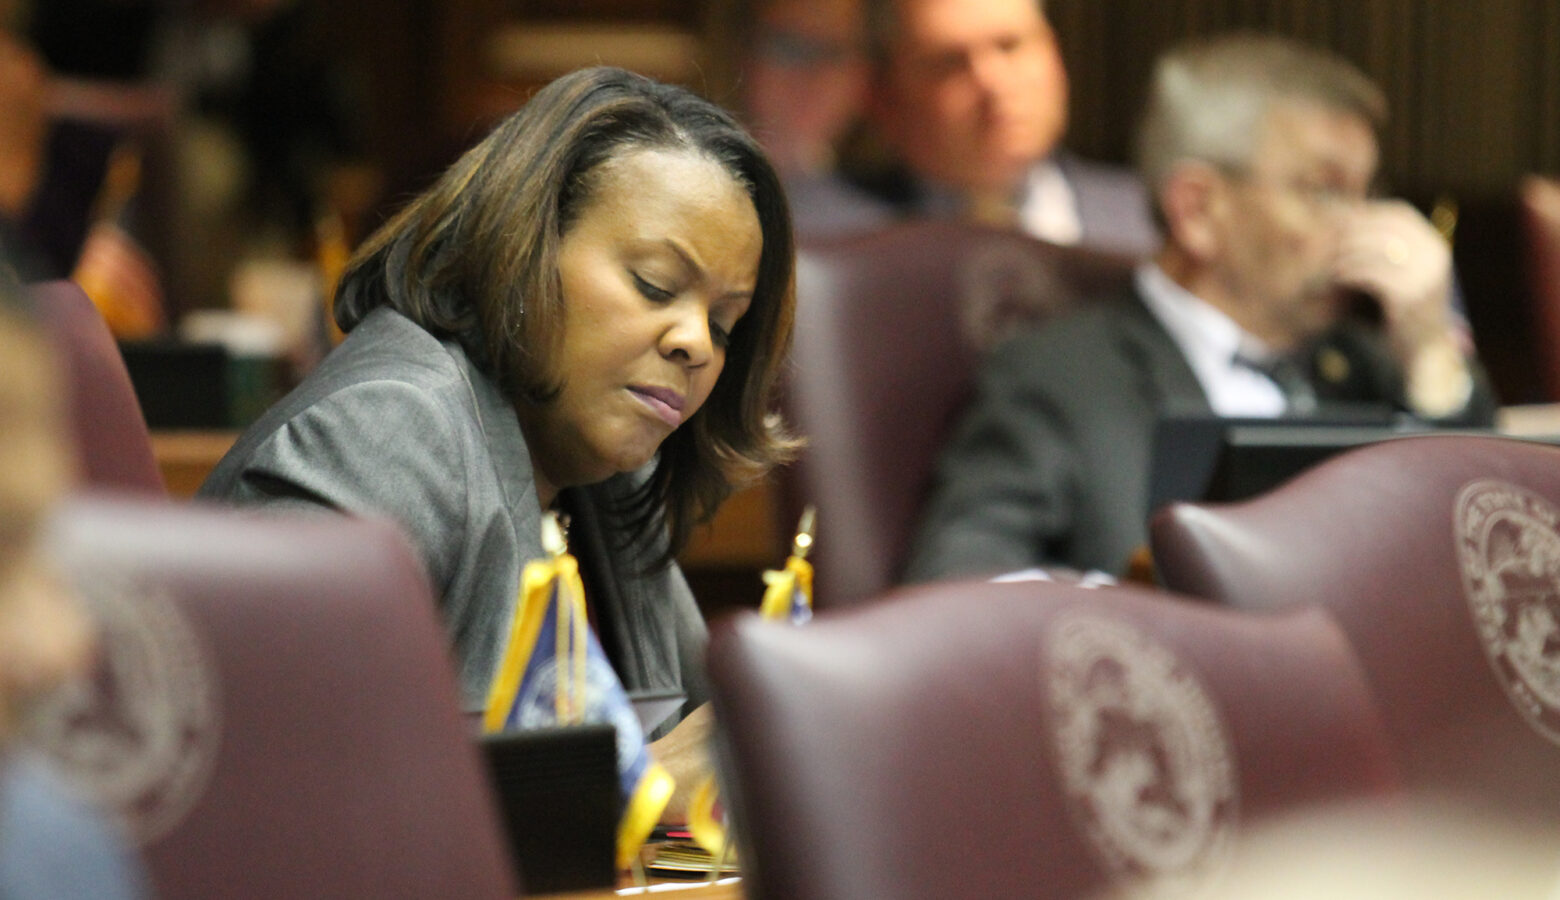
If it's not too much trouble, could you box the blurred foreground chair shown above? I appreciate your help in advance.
[1520,175,1560,400]
[707,578,1397,900]
[1152,434,1560,818]
[30,279,162,493]
[785,221,1135,607]
[24,494,517,899]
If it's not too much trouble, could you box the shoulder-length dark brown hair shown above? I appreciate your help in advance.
[334,66,799,563]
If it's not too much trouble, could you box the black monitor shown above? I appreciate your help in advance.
[1146,411,1460,512]
[480,724,619,893]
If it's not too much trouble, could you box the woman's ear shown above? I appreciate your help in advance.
[1158,161,1226,265]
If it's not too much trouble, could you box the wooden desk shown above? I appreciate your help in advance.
[680,478,782,570]
[1498,402,1560,436]
[151,429,241,498]
[539,877,742,899]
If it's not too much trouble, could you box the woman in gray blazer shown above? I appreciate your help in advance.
[199,66,800,817]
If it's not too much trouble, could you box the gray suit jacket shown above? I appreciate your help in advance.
[904,288,1498,580]
[906,290,1207,579]
[199,308,708,726]
[844,150,1158,257]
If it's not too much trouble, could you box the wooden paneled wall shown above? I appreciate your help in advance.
[329,0,1560,206]
[1048,0,1560,197]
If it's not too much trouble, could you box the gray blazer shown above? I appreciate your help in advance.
[904,288,1498,580]
[199,308,708,726]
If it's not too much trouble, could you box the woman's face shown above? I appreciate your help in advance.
[518,146,763,500]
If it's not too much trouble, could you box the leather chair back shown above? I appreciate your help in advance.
[26,495,517,899]
[786,221,1134,607]
[1151,434,1560,817]
[30,280,163,493]
[707,578,1397,900]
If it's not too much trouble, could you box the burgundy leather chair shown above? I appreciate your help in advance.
[30,280,163,493]
[706,578,1397,900]
[1521,175,1560,400]
[786,221,1135,608]
[1151,434,1560,818]
[26,495,517,899]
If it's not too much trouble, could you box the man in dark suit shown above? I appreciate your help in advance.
[854,0,1157,258]
[904,33,1496,581]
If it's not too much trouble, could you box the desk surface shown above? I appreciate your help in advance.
[539,877,742,899]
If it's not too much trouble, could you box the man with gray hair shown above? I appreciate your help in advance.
[905,32,1495,581]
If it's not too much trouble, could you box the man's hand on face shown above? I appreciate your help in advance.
[1333,199,1471,418]
[1333,199,1455,353]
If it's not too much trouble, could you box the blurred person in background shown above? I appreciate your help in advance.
[22,0,369,350]
[0,267,148,898]
[0,0,170,335]
[906,33,1496,582]
[855,0,1157,257]
[0,18,52,277]
[736,0,888,239]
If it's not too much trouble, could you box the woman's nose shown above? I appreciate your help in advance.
[661,305,713,368]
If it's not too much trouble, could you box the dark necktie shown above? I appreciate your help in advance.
[1235,352,1319,416]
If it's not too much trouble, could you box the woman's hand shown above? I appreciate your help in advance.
[648,702,713,824]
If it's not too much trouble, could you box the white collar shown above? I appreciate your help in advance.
[1135,263,1288,417]
[1018,157,1082,245]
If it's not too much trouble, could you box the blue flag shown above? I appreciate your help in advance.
[485,513,673,870]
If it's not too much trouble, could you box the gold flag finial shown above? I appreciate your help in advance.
[792,505,816,560]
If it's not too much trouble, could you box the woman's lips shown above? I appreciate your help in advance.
[629,385,685,427]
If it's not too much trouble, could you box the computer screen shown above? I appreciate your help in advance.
[1146,411,1458,512]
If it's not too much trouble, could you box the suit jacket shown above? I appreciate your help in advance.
[904,287,1498,580]
[843,150,1158,257]
[198,308,708,728]
[1053,152,1158,259]
[785,169,895,242]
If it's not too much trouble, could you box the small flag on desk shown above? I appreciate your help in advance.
[483,511,675,871]
[689,506,817,858]
[758,506,816,626]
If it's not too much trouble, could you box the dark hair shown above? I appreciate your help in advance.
[334,66,800,563]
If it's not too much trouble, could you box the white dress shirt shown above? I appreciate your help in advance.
[1135,263,1290,417]
[1018,158,1083,246]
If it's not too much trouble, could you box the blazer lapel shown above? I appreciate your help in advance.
[453,344,545,565]
[1111,287,1213,417]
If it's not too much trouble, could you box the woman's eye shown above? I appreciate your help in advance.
[710,320,732,349]
[632,273,673,301]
